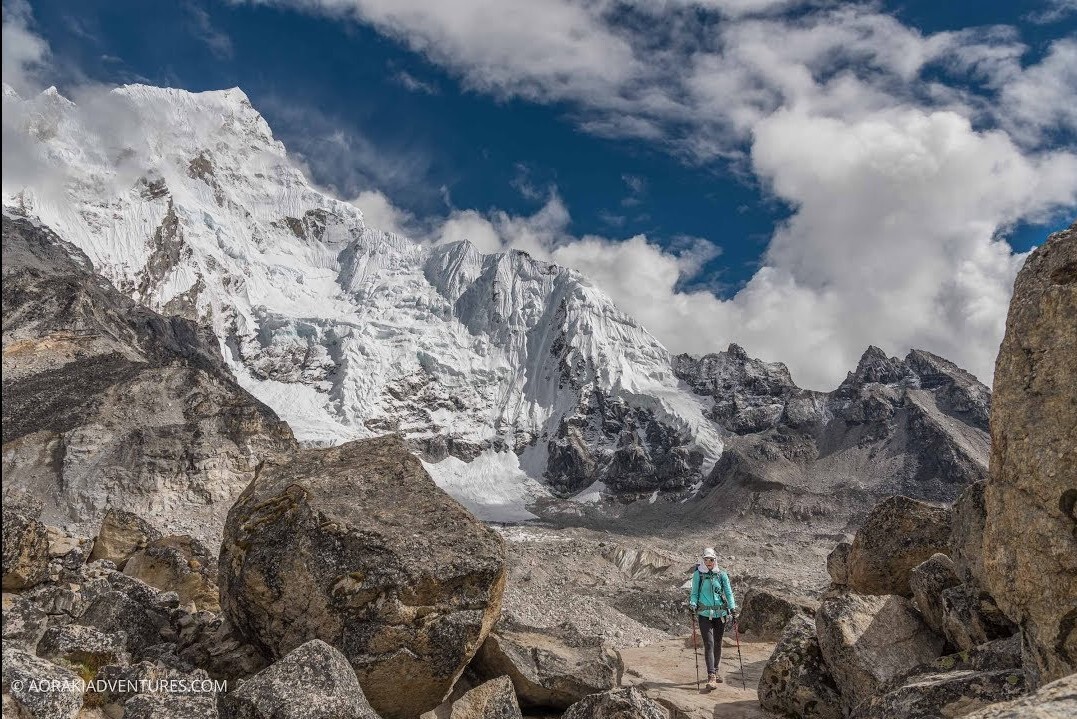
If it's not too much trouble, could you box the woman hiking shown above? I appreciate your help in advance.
[689,547,737,690]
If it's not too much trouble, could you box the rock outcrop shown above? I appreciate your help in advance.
[961,673,1077,718]
[909,554,961,637]
[220,436,506,719]
[471,620,622,710]
[846,496,952,597]
[852,669,1026,719]
[739,588,818,641]
[88,510,163,569]
[815,593,945,714]
[220,639,381,719]
[421,676,522,719]
[758,614,842,719]
[983,222,1077,686]
[1,216,297,546]
[561,687,668,719]
[2,505,50,590]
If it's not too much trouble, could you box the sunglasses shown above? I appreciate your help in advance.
[704,557,715,562]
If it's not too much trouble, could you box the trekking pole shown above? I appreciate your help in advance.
[690,610,701,691]
[733,614,746,690]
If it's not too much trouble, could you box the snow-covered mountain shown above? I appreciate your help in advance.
[2,84,723,517]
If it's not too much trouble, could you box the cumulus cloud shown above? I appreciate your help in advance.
[2,0,50,95]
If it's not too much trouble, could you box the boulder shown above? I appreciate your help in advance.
[847,496,952,596]
[123,535,219,612]
[908,554,961,636]
[221,639,380,719]
[220,436,506,719]
[815,593,945,714]
[757,613,842,719]
[984,222,1077,686]
[38,624,130,672]
[421,676,522,719]
[852,669,1027,719]
[739,588,819,641]
[939,585,1016,652]
[88,510,162,569]
[471,622,622,710]
[949,480,987,586]
[927,636,1022,675]
[561,687,668,719]
[3,506,50,590]
[2,592,50,651]
[76,591,165,657]
[2,648,83,719]
[961,673,1077,718]
[827,542,851,587]
[172,613,267,681]
[123,694,220,719]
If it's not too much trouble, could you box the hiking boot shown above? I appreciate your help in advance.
[706,674,718,690]
[714,674,724,684]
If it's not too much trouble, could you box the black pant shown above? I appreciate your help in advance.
[697,615,725,675]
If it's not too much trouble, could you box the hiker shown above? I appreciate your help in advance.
[689,547,737,690]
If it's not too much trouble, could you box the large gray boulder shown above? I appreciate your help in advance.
[221,639,380,719]
[220,436,506,719]
[984,222,1077,686]
[1,648,83,719]
[2,506,50,590]
[908,553,961,637]
[949,480,987,586]
[2,593,49,651]
[758,614,842,719]
[88,509,162,569]
[739,588,818,641]
[961,673,1077,718]
[851,669,1027,719]
[847,496,952,597]
[561,687,668,719]
[815,593,945,714]
[471,621,622,710]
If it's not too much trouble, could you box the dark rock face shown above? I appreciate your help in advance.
[846,497,952,597]
[471,620,622,710]
[220,436,506,719]
[678,344,990,522]
[983,222,1077,687]
[739,588,819,641]
[758,613,842,719]
[852,669,1027,719]
[560,687,668,719]
[909,554,961,637]
[2,505,50,590]
[938,586,1016,652]
[1,216,297,547]
[220,639,381,719]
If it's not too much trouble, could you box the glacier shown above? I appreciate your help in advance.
[2,83,724,517]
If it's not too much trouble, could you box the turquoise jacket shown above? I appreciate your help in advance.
[690,566,736,620]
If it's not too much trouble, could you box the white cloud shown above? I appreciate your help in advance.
[2,0,50,95]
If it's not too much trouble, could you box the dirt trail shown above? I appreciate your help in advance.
[621,636,780,718]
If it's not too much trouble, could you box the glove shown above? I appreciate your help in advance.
[730,609,739,620]
[689,602,697,612]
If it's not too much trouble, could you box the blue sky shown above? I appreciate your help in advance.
[4,0,1077,387]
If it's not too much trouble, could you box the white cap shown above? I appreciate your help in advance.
[702,547,717,560]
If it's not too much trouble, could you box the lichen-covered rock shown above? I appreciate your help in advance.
[2,506,50,590]
[38,624,130,671]
[938,585,1016,652]
[2,648,83,719]
[172,613,267,682]
[76,591,165,657]
[961,673,1077,718]
[123,694,220,719]
[2,592,50,651]
[471,621,622,710]
[561,687,668,719]
[949,480,987,586]
[924,636,1022,675]
[852,669,1027,719]
[847,496,952,597]
[123,535,219,612]
[984,222,1077,687]
[816,593,945,714]
[221,639,380,719]
[220,436,506,719]
[422,676,521,719]
[739,588,819,641]
[88,510,162,569]
[758,614,842,719]
[827,542,851,587]
[909,554,961,636]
